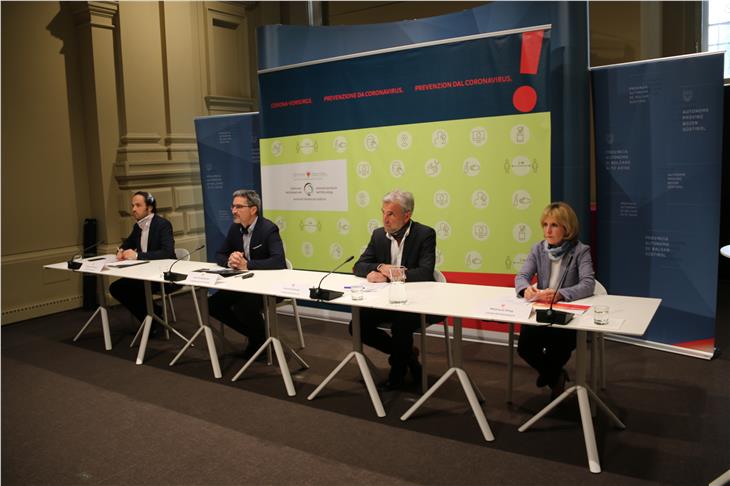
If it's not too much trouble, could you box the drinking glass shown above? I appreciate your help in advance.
[593,305,609,325]
[388,265,407,304]
[350,284,365,301]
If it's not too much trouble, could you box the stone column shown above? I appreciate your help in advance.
[72,1,122,251]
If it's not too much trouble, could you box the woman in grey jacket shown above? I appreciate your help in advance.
[515,202,595,398]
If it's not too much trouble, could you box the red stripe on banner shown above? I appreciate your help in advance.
[441,271,515,287]
[520,30,544,75]
[673,338,715,353]
[439,272,518,333]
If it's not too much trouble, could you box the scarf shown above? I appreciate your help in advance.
[544,240,574,261]
[388,221,411,242]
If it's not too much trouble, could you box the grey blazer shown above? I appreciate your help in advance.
[515,241,595,302]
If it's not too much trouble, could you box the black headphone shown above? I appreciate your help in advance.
[133,191,156,213]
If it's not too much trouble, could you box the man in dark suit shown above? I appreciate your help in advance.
[110,191,175,327]
[353,190,437,390]
[208,189,286,358]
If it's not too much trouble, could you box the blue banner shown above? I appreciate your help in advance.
[258,1,592,240]
[592,53,725,357]
[260,29,550,138]
[194,113,261,263]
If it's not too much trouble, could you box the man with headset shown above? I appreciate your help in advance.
[110,191,175,333]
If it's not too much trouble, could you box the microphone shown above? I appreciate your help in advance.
[163,245,206,282]
[309,255,355,301]
[67,240,105,269]
[536,253,575,325]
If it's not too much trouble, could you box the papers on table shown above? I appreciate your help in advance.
[79,260,106,273]
[532,302,591,315]
[105,260,150,268]
[78,256,147,272]
[480,297,533,321]
[343,282,386,292]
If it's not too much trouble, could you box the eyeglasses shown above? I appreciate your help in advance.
[231,204,253,210]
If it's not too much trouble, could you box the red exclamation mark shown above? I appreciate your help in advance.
[513,30,544,113]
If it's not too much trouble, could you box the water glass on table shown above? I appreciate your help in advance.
[593,305,610,325]
[388,265,407,304]
[350,284,365,301]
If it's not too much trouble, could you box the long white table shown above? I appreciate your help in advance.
[44,258,221,369]
[385,281,660,473]
[45,260,660,473]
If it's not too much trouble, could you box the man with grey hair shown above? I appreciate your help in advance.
[353,189,437,390]
[208,189,286,360]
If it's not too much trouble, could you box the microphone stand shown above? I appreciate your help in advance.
[536,253,575,325]
[309,256,355,301]
[67,240,105,269]
[163,245,206,282]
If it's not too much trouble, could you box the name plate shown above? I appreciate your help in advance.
[79,260,106,273]
[277,283,307,296]
[481,298,533,321]
[183,272,220,286]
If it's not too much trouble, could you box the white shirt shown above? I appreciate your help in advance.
[137,214,154,253]
[242,216,258,260]
[548,258,562,289]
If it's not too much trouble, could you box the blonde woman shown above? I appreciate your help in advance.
[515,202,595,398]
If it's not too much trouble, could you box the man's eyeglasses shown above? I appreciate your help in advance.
[231,204,253,210]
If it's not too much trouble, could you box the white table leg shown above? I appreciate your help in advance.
[401,367,457,420]
[306,307,385,417]
[169,327,204,366]
[577,385,602,473]
[135,315,153,365]
[167,287,221,377]
[307,351,358,399]
[230,296,296,396]
[517,330,622,474]
[456,368,494,441]
[400,317,494,441]
[354,352,386,417]
[194,287,221,379]
[286,346,309,370]
[507,323,515,403]
[99,306,111,350]
[135,281,155,365]
[73,276,112,351]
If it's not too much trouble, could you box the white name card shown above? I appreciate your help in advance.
[182,272,220,286]
[481,297,533,321]
[79,260,106,273]
[277,283,308,296]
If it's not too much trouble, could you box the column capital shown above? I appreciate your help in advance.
[72,1,118,29]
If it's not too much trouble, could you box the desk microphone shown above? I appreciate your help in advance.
[536,253,575,325]
[309,255,354,301]
[67,240,105,269]
[163,245,206,282]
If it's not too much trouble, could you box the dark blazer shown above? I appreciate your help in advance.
[515,240,595,302]
[120,214,175,260]
[215,217,286,270]
[353,220,436,282]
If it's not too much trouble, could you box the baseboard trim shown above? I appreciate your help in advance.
[1,295,83,325]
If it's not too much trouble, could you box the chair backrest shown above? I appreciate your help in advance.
[594,279,607,296]
[175,248,191,260]
[433,269,447,283]
[285,258,293,270]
